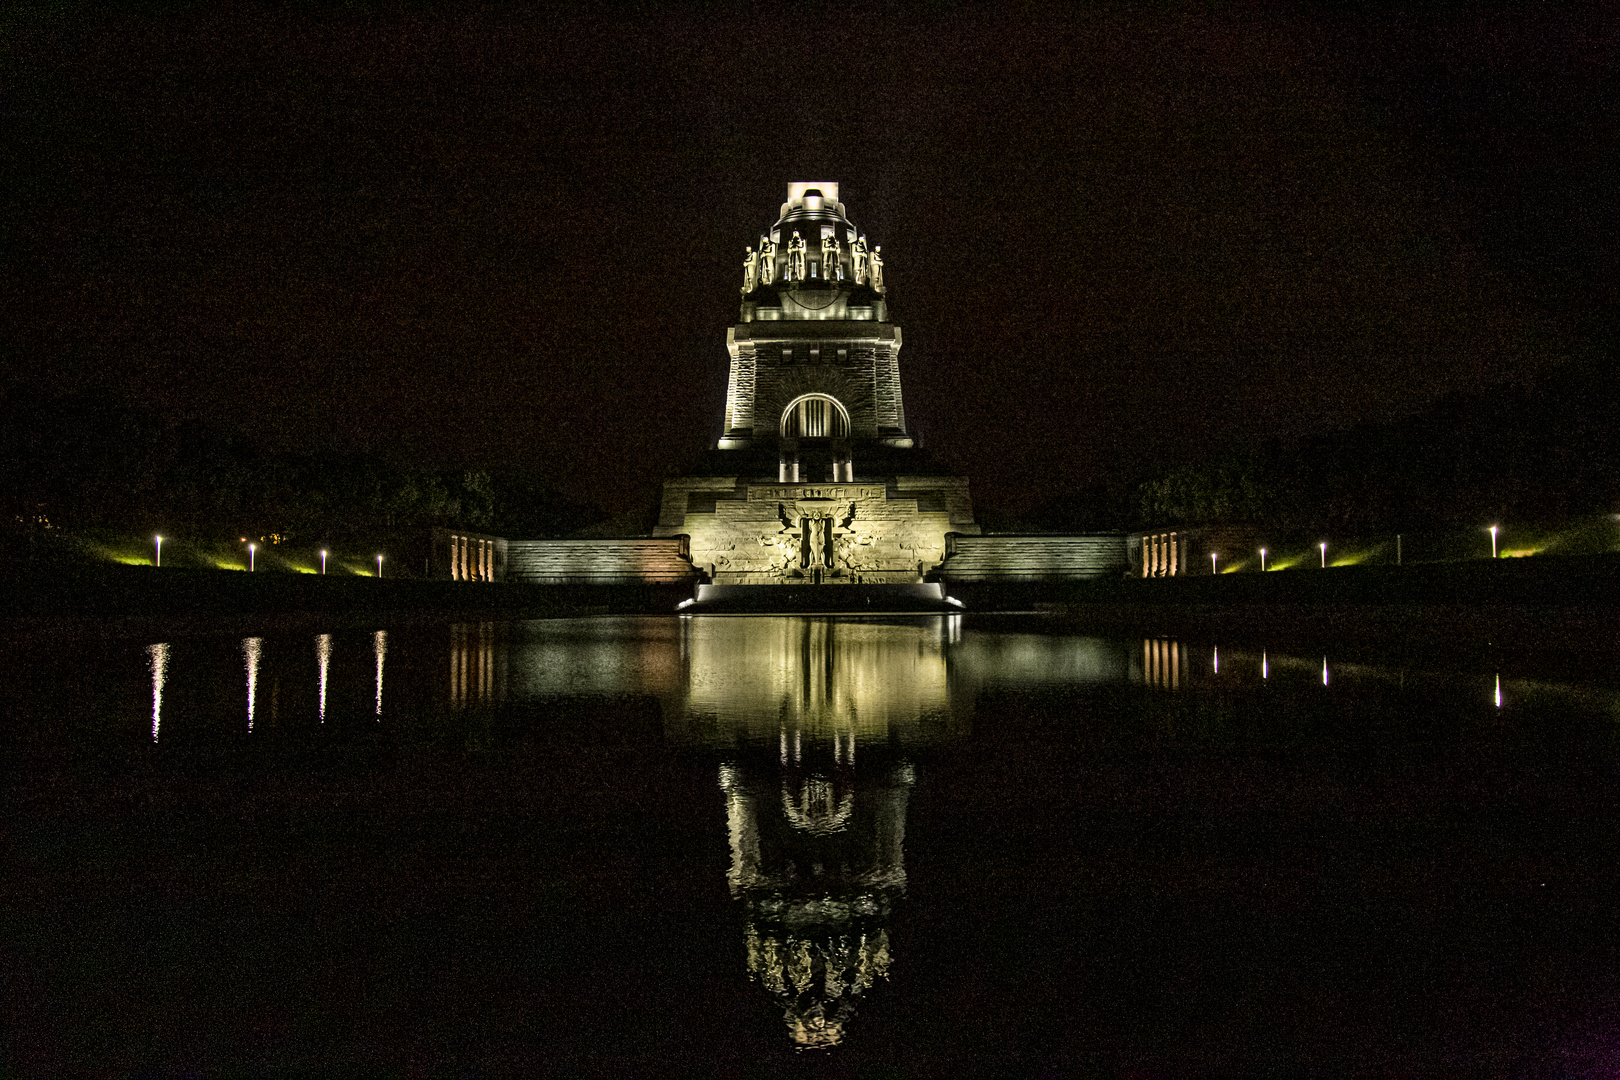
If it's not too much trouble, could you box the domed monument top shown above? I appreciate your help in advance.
[740,182,887,323]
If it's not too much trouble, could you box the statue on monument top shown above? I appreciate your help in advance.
[786,232,807,282]
[868,245,884,293]
[758,235,777,286]
[821,234,841,282]
[741,246,759,294]
[850,235,869,285]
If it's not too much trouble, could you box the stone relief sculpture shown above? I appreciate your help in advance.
[831,504,879,572]
[786,232,807,282]
[850,235,869,285]
[750,503,801,580]
[741,246,758,294]
[759,235,777,285]
[760,522,802,579]
[711,497,944,584]
[868,245,884,293]
[821,235,841,282]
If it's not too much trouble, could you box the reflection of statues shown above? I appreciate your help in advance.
[722,756,913,1049]
[820,235,841,282]
[868,245,884,292]
[850,235,869,285]
[742,246,758,294]
[787,232,807,282]
[759,235,777,285]
[660,616,966,1048]
[808,518,826,568]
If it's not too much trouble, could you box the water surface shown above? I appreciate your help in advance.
[8,616,1620,1074]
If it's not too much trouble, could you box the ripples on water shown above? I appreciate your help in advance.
[9,616,1620,1072]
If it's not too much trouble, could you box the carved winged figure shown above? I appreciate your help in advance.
[808,519,826,568]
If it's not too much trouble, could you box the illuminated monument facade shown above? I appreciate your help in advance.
[654,183,978,586]
[487,182,1128,591]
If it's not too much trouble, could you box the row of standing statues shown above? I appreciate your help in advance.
[742,231,884,294]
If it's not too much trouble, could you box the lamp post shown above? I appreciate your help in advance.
[1320,542,1327,568]
[1488,525,1499,559]
[320,550,327,575]
[154,535,162,567]
[1259,548,1267,572]
[376,554,383,579]
[248,542,256,572]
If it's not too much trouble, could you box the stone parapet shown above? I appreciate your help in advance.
[934,534,1129,581]
[505,538,701,585]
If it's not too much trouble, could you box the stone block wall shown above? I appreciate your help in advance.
[933,534,1129,582]
[505,538,701,585]
[722,323,903,445]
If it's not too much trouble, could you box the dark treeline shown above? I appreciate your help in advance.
[1135,358,1619,533]
[5,357,1615,553]
[0,394,604,548]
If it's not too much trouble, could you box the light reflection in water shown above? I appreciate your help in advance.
[316,634,332,722]
[373,630,387,717]
[113,617,1619,1056]
[148,642,168,743]
[664,618,960,1050]
[243,637,262,731]
[1143,638,1182,689]
[497,615,1137,1048]
[1213,645,1219,674]
[1263,651,1269,679]
[448,624,499,708]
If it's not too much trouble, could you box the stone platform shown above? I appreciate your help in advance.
[679,582,963,614]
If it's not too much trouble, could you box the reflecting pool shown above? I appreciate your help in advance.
[8,616,1620,1073]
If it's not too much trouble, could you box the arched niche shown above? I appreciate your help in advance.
[780,394,851,440]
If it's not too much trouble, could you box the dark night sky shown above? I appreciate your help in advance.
[3,2,1614,514]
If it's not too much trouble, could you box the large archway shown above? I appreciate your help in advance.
[778,394,853,482]
[779,394,851,440]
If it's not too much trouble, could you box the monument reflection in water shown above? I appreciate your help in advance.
[671,617,962,1049]
[506,614,967,1048]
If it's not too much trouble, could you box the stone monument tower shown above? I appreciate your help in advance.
[655,183,978,587]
